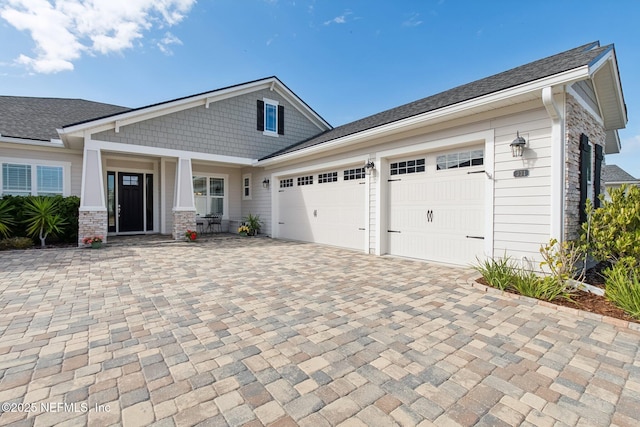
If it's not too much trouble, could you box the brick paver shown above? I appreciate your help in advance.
[0,236,639,426]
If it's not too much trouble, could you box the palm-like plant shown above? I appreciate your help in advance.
[23,197,67,248]
[0,198,16,238]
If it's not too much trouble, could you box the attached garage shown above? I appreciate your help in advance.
[276,166,367,250]
[386,147,486,266]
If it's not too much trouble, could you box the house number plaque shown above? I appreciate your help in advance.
[514,169,529,178]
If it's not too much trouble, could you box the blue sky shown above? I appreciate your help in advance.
[1,0,639,177]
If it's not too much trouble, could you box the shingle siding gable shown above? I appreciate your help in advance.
[93,88,322,158]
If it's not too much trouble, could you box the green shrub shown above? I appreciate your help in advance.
[472,255,518,291]
[0,237,34,250]
[53,195,80,243]
[0,195,79,243]
[581,185,640,263]
[540,238,584,288]
[524,275,570,301]
[0,198,16,238]
[604,257,640,320]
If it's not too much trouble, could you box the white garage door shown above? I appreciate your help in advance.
[387,149,485,266]
[277,167,366,250]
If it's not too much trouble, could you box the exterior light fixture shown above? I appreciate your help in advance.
[510,131,527,157]
[365,160,375,174]
[262,178,270,188]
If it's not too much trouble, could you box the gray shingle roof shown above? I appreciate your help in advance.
[0,96,130,142]
[603,164,637,182]
[262,41,612,160]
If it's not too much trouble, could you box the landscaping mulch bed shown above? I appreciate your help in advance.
[476,272,639,325]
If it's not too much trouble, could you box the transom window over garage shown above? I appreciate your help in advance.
[390,158,425,175]
[437,149,483,170]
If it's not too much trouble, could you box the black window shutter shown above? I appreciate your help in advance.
[277,105,284,135]
[594,144,604,209]
[256,100,264,131]
[579,134,590,223]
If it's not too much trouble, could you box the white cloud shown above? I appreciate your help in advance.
[402,13,423,27]
[324,10,352,26]
[158,32,182,55]
[0,0,196,73]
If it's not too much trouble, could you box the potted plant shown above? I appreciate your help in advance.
[243,213,263,236]
[238,225,250,236]
[83,235,103,249]
[185,229,198,242]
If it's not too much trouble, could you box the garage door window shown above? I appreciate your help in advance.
[318,172,338,183]
[280,178,293,188]
[344,168,365,180]
[390,158,425,175]
[297,176,313,186]
[436,149,483,170]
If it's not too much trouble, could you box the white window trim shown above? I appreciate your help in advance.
[242,173,252,200]
[1,157,71,197]
[192,173,229,220]
[263,97,279,137]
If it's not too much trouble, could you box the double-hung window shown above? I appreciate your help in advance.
[193,175,227,217]
[1,160,67,196]
[257,98,284,136]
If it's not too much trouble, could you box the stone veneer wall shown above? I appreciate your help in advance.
[78,210,108,246]
[172,210,196,240]
[564,93,607,241]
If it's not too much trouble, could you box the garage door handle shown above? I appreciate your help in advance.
[387,230,401,233]
[426,210,433,222]
[466,235,484,239]
[279,222,285,225]
[358,228,366,230]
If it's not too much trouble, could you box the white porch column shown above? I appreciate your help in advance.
[78,145,108,245]
[172,157,196,239]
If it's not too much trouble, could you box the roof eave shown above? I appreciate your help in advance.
[258,66,591,167]
[589,48,628,132]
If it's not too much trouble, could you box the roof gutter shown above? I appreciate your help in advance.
[257,66,590,167]
[543,85,565,242]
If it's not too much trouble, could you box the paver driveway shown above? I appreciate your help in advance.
[0,236,639,427]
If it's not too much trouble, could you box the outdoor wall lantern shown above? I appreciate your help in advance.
[262,178,270,188]
[365,160,375,174]
[510,131,527,158]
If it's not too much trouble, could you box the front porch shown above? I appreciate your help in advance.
[77,145,269,246]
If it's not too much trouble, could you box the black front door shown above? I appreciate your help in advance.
[118,173,144,232]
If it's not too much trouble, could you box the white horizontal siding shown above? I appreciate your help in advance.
[491,107,552,265]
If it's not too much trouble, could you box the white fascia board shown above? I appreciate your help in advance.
[61,79,275,135]
[258,67,590,167]
[590,52,628,127]
[0,135,64,148]
[85,139,254,165]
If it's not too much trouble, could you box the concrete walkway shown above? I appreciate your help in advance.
[0,237,638,426]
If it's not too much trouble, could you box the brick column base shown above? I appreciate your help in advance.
[78,210,108,246]
[172,210,196,240]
